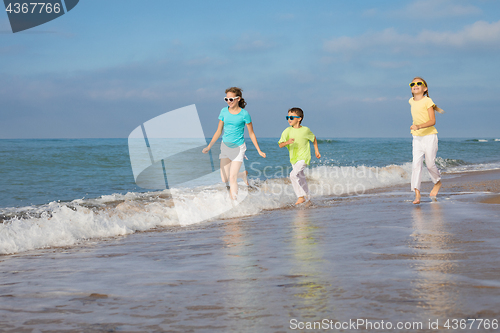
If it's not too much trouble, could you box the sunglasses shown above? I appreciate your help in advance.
[286,116,301,120]
[409,81,426,88]
[224,97,240,102]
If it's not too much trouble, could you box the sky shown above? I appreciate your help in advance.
[1,0,500,139]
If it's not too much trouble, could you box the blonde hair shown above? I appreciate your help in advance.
[225,87,247,108]
[412,77,444,114]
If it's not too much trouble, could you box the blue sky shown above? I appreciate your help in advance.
[1,0,499,138]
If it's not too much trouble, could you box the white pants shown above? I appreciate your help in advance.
[290,160,309,198]
[411,134,441,191]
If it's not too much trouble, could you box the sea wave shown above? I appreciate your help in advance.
[435,157,468,168]
[2,159,500,255]
[0,163,417,255]
[466,139,490,142]
[317,139,341,144]
[442,162,500,173]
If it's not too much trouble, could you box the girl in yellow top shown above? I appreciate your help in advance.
[408,77,444,204]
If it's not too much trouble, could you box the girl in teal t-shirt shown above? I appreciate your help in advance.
[203,87,266,200]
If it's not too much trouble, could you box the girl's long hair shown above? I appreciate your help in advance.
[412,77,444,113]
[225,87,247,109]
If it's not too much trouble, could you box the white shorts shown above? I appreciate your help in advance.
[219,142,247,162]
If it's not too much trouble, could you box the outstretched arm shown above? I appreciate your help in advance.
[202,120,224,153]
[246,122,266,158]
[410,106,436,131]
[313,137,321,158]
[279,138,294,148]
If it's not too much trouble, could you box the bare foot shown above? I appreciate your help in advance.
[413,189,421,204]
[430,181,442,197]
[295,197,306,205]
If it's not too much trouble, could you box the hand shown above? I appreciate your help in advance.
[288,138,295,145]
[259,151,266,158]
[410,125,419,131]
[315,151,321,159]
[202,146,210,154]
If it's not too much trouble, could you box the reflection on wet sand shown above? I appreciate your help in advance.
[410,202,460,318]
[287,209,328,319]
[220,218,268,322]
[2,190,499,331]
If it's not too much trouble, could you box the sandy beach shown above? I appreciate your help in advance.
[1,169,500,332]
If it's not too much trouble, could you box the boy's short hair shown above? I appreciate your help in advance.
[288,107,304,124]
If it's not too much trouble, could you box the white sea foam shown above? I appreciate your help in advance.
[0,197,179,254]
[1,160,497,255]
[443,162,500,173]
[435,157,467,169]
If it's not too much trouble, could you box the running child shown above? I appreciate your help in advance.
[408,77,444,204]
[203,87,266,200]
[278,107,321,205]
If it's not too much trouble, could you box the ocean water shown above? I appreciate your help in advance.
[1,137,499,254]
[2,193,500,331]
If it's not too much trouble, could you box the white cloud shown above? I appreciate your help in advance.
[324,20,500,56]
[403,0,482,18]
[231,33,275,52]
[418,20,500,47]
[285,69,315,84]
[88,88,162,101]
[324,28,408,54]
[370,61,410,69]
[365,0,482,20]
[362,97,388,103]
[361,8,378,18]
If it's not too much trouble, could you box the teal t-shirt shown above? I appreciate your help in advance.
[218,107,252,147]
[278,126,316,165]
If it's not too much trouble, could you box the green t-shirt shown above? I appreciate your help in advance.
[278,126,316,165]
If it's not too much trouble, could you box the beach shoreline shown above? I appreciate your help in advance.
[364,168,500,200]
[1,168,499,332]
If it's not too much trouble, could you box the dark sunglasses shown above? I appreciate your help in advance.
[409,81,426,88]
[286,116,300,120]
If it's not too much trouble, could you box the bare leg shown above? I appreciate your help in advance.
[413,189,421,204]
[220,158,231,185]
[228,161,243,200]
[430,180,442,197]
[295,196,306,205]
[238,170,249,185]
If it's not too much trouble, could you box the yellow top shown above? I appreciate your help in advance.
[409,96,438,136]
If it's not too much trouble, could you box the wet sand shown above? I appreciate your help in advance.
[1,170,500,332]
[481,195,500,204]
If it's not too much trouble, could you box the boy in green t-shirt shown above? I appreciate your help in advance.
[278,107,321,205]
